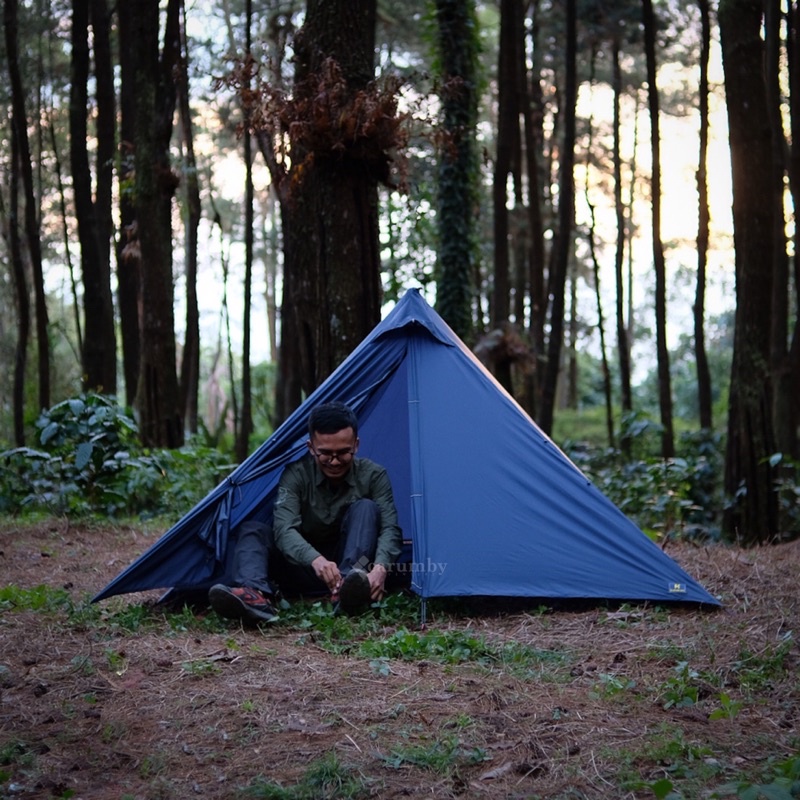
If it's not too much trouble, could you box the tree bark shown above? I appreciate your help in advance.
[766,2,800,462]
[280,0,382,401]
[694,0,713,431]
[612,40,633,434]
[132,0,184,448]
[523,2,548,418]
[719,0,779,543]
[117,0,141,407]
[642,0,674,459]
[71,0,117,395]
[236,0,254,463]
[490,0,522,393]
[538,0,577,435]
[177,0,201,435]
[434,0,479,342]
[4,103,30,446]
[6,0,49,412]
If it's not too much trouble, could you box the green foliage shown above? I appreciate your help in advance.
[589,672,637,700]
[0,393,234,519]
[0,583,73,613]
[246,752,369,799]
[380,733,488,773]
[431,0,482,340]
[360,626,497,664]
[179,659,222,678]
[660,662,701,709]
[712,755,800,799]
[0,739,34,769]
[564,419,724,540]
[614,726,718,793]
[708,692,743,720]
[730,637,793,694]
[771,454,800,533]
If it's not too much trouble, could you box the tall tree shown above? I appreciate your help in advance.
[538,0,577,435]
[434,0,479,341]
[251,0,400,421]
[642,0,674,459]
[491,0,522,391]
[70,0,117,395]
[4,99,30,446]
[612,39,633,433]
[694,0,713,430]
[771,0,800,465]
[785,1,800,462]
[132,0,184,447]
[177,0,201,434]
[236,0,255,463]
[6,0,50,412]
[117,1,141,406]
[523,2,550,419]
[719,0,779,543]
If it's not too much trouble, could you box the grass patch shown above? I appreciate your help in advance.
[0,584,72,613]
[245,752,370,799]
[379,733,488,774]
[608,725,721,796]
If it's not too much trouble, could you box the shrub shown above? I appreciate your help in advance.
[0,394,233,519]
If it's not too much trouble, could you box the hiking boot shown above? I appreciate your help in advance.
[337,569,371,616]
[208,584,279,624]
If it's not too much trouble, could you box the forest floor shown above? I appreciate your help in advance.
[0,518,798,800]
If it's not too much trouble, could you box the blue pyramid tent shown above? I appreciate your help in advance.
[94,289,719,607]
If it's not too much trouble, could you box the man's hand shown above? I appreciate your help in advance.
[367,563,388,601]
[311,556,341,592]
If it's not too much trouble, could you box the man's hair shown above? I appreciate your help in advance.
[308,402,359,438]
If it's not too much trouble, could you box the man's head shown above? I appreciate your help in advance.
[307,402,359,482]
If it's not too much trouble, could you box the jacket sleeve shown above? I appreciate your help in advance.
[372,466,403,568]
[272,467,320,566]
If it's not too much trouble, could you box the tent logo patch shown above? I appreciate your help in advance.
[668,582,687,594]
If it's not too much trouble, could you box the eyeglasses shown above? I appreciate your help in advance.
[310,446,356,465]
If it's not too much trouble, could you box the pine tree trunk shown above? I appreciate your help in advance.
[538,0,577,435]
[117,0,141,407]
[7,0,49,411]
[6,116,30,446]
[695,0,713,431]
[612,41,633,427]
[132,0,183,448]
[434,0,479,342]
[719,0,779,543]
[279,0,382,400]
[71,0,116,395]
[642,0,674,459]
[491,0,520,393]
[177,4,201,436]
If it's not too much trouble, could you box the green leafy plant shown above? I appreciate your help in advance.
[660,662,700,709]
[613,726,718,795]
[180,659,222,678]
[564,422,724,541]
[0,394,234,519]
[246,751,369,799]
[648,778,685,800]
[590,672,637,700]
[0,584,73,613]
[359,627,497,664]
[732,637,793,694]
[712,754,800,799]
[380,734,488,774]
[708,692,743,720]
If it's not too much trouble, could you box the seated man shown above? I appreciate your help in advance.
[209,401,402,624]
